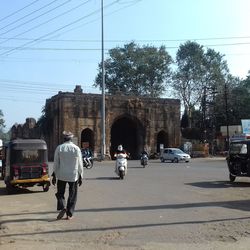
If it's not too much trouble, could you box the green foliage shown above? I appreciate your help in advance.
[172,41,230,118]
[94,42,173,97]
[0,109,10,142]
[172,41,205,114]
[218,75,250,125]
[213,76,244,129]
[0,109,5,129]
[37,105,53,136]
[0,130,10,142]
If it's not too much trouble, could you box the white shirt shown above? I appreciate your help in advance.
[53,141,84,182]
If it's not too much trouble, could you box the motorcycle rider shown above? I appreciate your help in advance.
[81,146,93,167]
[140,149,149,165]
[114,145,128,175]
[140,149,149,157]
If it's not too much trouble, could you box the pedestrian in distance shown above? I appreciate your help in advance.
[81,146,93,167]
[51,131,84,220]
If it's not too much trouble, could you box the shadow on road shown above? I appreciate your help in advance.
[0,186,44,196]
[1,215,250,238]
[2,198,250,218]
[85,177,118,180]
[2,198,250,239]
[186,180,250,189]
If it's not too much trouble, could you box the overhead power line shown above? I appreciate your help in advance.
[0,0,61,33]
[1,35,250,43]
[0,0,143,57]
[0,46,108,51]
[47,0,142,40]
[1,41,250,53]
[0,0,41,22]
[0,81,100,103]
[0,79,98,91]
[0,96,45,103]
[0,0,77,45]
[0,78,73,87]
[0,0,118,57]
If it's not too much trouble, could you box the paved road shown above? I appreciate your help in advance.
[1,157,250,249]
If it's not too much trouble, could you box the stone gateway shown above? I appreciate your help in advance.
[12,85,181,160]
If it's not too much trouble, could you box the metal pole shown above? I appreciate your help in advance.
[202,87,207,143]
[101,0,106,160]
[225,83,229,151]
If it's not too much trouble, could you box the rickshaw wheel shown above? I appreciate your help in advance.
[43,184,49,192]
[229,173,236,182]
[6,184,17,194]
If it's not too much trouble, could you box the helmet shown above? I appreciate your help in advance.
[118,145,123,151]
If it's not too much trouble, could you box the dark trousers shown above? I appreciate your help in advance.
[56,180,78,217]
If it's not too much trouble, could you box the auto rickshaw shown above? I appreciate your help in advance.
[3,139,50,193]
[226,139,250,182]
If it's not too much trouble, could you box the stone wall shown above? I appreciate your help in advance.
[11,118,41,140]
[43,86,181,160]
[10,86,181,160]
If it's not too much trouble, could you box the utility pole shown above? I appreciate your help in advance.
[211,89,218,156]
[224,82,230,151]
[101,0,106,160]
[202,86,207,143]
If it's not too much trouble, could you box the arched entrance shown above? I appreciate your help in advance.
[110,116,144,159]
[81,128,94,151]
[157,130,168,153]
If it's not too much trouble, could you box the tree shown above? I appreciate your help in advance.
[94,42,173,97]
[203,48,229,89]
[172,41,206,119]
[37,105,53,137]
[172,41,231,114]
[0,109,5,129]
[200,49,231,141]
[214,73,250,128]
[0,109,10,141]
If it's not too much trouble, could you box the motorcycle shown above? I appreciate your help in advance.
[141,154,148,168]
[83,156,93,169]
[114,153,128,179]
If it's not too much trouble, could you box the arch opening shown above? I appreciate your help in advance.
[110,116,144,159]
[157,130,169,153]
[81,128,94,151]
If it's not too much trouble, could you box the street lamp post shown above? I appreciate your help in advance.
[224,82,230,151]
[101,0,106,160]
[202,86,207,143]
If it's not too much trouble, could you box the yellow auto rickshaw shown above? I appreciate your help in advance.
[3,139,50,193]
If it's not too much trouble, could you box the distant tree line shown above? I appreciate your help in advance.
[2,41,250,143]
[94,41,250,141]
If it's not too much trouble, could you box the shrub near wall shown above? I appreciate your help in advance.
[191,143,209,157]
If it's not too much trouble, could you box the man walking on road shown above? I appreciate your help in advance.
[52,131,84,220]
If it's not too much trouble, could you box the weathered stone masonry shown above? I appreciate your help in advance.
[11,86,181,160]
[44,86,181,160]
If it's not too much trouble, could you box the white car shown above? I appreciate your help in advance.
[160,148,191,163]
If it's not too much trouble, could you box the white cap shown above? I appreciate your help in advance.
[62,131,74,139]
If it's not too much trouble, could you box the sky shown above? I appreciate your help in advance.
[1,0,250,130]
